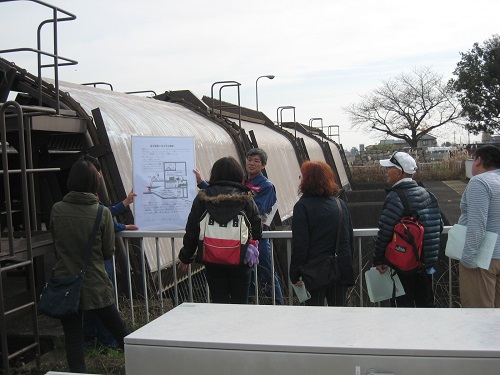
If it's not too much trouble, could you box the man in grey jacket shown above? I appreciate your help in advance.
[373,151,442,307]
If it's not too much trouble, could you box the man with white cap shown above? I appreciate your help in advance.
[373,151,443,307]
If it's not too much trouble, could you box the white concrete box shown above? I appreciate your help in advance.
[125,303,500,375]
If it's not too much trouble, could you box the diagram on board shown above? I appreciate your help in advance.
[132,136,196,230]
[144,162,188,199]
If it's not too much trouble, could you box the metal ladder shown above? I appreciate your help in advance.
[0,1,76,370]
[0,102,60,373]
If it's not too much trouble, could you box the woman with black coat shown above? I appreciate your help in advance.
[290,161,354,306]
[178,157,262,304]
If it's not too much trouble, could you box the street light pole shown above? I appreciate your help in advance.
[255,75,275,112]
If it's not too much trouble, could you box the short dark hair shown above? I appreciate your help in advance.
[67,158,100,193]
[299,161,339,196]
[83,154,101,172]
[209,157,244,183]
[246,148,268,166]
[474,145,500,169]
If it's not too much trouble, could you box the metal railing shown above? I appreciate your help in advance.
[115,226,454,325]
[0,0,77,114]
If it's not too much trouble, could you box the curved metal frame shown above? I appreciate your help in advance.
[328,124,341,144]
[0,0,77,114]
[125,90,158,97]
[81,82,114,91]
[210,80,242,132]
[309,117,323,140]
[276,106,296,138]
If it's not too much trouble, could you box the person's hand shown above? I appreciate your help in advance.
[248,239,259,248]
[294,280,303,287]
[244,243,259,267]
[193,168,203,184]
[125,224,138,230]
[375,264,388,274]
[123,190,137,206]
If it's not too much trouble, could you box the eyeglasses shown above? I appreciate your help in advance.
[389,152,403,170]
[246,157,262,164]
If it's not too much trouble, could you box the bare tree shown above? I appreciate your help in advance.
[344,66,462,147]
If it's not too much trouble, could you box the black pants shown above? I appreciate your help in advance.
[306,283,347,307]
[61,304,129,372]
[392,271,435,307]
[205,264,252,304]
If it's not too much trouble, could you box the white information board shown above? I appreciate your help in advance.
[132,136,196,230]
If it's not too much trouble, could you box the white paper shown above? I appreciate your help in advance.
[292,281,311,303]
[445,224,498,269]
[132,136,197,230]
[365,267,405,303]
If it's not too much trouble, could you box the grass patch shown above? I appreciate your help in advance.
[10,299,170,375]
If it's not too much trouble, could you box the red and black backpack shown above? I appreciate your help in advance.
[385,189,425,273]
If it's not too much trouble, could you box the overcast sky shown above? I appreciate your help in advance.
[2,0,498,149]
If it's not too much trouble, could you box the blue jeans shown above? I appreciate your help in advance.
[83,310,119,349]
[250,236,284,304]
[104,258,114,280]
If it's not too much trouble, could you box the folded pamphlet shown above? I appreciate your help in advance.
[292,280,311,303]
[365,267,405,303]
[445,224,498,270]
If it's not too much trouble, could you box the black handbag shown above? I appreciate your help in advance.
[38,205,103,319]
[300,198,343,292]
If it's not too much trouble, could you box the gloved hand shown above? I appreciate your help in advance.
[248,239,259,248]
[244,243,259,267]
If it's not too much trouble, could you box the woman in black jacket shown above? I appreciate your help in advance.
[290,161,354,306]
[178,157,262,304]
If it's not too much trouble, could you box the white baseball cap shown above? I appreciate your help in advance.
[380,152,417,174]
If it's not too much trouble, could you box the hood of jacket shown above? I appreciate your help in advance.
[62,191,99,205]
[198,181,254,224]
[385,179,419,193]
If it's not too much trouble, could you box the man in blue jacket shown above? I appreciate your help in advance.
[373,151,442,307]
[242,148,283,304]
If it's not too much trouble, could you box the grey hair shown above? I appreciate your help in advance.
[246,148,268,165]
